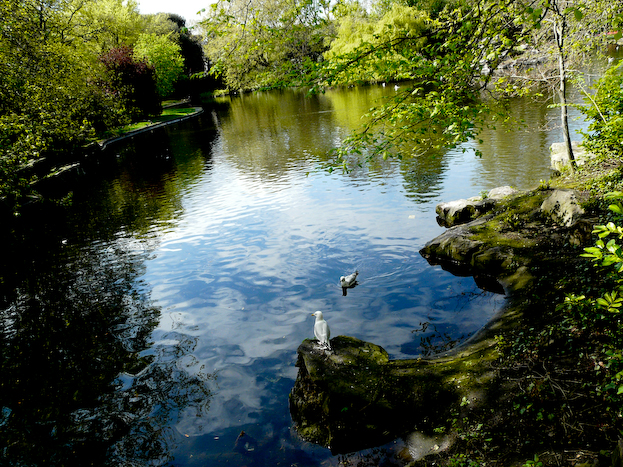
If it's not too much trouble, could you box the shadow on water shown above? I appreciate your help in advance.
[0,123,219,466]
[0,72,587,466]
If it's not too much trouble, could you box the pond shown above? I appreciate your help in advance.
[0,82,593,466]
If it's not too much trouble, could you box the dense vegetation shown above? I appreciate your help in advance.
[4,0,622,215]
[0,0,206,214]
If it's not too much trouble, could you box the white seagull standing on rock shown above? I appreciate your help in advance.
[340,271,359,295]
[312,311,331,350]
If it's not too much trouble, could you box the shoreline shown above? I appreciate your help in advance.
[97,106,204,150]
[291,163,623,465]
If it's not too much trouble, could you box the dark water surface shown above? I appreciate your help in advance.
[1,84,590,466]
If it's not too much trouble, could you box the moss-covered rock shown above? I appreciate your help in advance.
[435,186,520,227]
[436,198,496,227]
[290,334,505,454]
[421,188,594,293]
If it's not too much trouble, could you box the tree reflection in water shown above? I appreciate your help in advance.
[0,225,213,466]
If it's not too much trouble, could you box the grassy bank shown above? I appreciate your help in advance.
[98,105,200,141]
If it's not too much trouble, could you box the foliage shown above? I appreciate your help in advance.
[312,0,621,168]
[558,194,623,422]
[200,0,333,91]
[323,4,431,84]
[0,0,112,209]
[579,62,623,161]
[146,13,206,75]
[0,0,170,213]
[99,46,162,120]
[317,0,528,165]
[77,0,146,53]
[134,33,185,97]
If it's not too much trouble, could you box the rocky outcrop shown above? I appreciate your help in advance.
[436,198,496,227]
[422,188,594,293]
[550,141,595,172]
[289,336,498,455]
[435,186,519,227]
[540,189,585,227]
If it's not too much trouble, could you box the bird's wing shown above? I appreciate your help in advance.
[315,321,330,342]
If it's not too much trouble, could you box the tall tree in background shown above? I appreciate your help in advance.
[134,33,185,97]
[78,0,146,52]
[200,0,334,90]
[144,13,207,75]
[488,0,623,170]
[313,0,528,163]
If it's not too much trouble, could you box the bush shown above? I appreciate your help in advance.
[99,46,162,121]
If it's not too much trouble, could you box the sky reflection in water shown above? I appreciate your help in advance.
[1,81,593,466]
[135,83,583,464]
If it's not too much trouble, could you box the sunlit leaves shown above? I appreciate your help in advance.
[596,291,623,313]
[134,33,185,97]
[0,0,151,212]
[308,0,534,164]
[579,62,623,160]
[199,0,331,90]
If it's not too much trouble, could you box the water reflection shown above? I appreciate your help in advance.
[214,85,420,183]
[0,80,592,466]
[0,124,218,466]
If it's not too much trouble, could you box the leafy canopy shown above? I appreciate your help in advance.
[0,0,186,212]
[134,33,185,97]
[200,0,333,90]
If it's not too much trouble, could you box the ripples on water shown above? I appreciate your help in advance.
[0,83,593,466]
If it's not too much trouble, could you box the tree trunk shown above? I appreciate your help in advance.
[554,13,576,170]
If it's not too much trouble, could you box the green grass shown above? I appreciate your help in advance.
[99,106,199,141]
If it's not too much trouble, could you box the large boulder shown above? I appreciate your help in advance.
[422,189,594,293]
[436,198,496,227]
[540,189,585,227]
[488,186,519,200]
[289,336,498,455]
[550,141,594,172]
[435,186,520,227]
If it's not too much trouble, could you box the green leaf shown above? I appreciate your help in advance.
[610,204,623,215]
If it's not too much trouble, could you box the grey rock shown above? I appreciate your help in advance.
[436,198,496,227]
[550,141,594,171]
[487,186,519,200]
[540,189,585,227]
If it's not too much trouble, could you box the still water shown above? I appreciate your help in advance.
[1,83,590,466]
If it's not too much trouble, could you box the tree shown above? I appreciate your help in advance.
[507,0,615,170]
[200,0,333,91]
[167,14,206,75]
[99,45,162,120]
[0,0,120,210]
[579,61,623,160]
[134,33,185,97]
[77,0,146,53]
[144,13,206,75]
[310,0,527,165]
[297,0,622,169]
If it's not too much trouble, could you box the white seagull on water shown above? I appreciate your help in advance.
[340,270,359,295]
[312,311,331,350]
